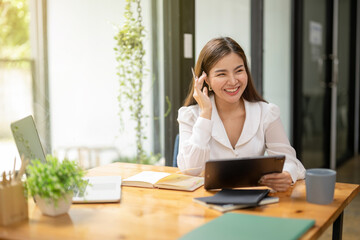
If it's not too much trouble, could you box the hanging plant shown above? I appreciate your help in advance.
[114,0,172,164]
[114,0,148,163]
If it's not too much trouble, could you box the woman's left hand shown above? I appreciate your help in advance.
[259,171,292,192]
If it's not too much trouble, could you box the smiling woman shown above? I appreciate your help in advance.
[177,37,306,192]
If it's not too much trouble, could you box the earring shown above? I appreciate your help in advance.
[208,85,212,91]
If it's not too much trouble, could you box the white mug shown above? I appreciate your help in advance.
[305,168,336,205]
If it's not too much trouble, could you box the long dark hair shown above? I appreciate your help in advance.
[183,37,266,106]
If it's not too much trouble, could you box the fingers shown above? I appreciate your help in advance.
[267,183,290,192]
[193,71,209,102]
[259,180,291,192]
[194,72,207,92]
[259,172,292,192]
[260,172,292,181]
[202,85,208,96]
[192,71,212,119]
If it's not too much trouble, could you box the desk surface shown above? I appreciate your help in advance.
[0,162,359,240]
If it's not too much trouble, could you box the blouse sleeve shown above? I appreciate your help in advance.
[177,107,212,176]
[264,104,306,182]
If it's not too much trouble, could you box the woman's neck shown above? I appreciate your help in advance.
[215,97,244,116]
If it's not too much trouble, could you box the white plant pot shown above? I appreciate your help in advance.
[35,193,73,217]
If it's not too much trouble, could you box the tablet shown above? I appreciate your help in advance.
[204,155,285,190]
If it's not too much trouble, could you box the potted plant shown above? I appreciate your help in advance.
[26,155,87,217]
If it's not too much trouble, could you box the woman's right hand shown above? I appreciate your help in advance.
[193,72,212,119]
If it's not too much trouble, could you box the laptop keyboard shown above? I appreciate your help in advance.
[73,179,89,198]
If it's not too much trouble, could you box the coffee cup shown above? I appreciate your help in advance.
[305,168,336,205]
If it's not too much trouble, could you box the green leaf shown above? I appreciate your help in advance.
[26,155,87,205]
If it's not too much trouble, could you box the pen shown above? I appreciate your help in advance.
[12,156,16,180]
[191,67,197,80]
[2,171,7,187]
[15,157,28,183]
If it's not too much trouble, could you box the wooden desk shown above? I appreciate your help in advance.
[0,162,359,240]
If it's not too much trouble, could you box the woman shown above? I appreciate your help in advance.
[177,37,305,192]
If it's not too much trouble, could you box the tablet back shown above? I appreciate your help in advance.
[204,155,285,190]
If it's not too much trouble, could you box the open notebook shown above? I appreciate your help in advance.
[122,171,204,191]
[11,115,122,203]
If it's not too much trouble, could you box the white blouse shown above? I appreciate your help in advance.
[177,95,306,183]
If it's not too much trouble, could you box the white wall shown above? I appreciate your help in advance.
[263,0,291,137]
[47,0,153,163]
[195,0,251,60]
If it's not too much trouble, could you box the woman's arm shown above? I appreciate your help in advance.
[177,71,213,176]
[260,104,306,191]
[265,117,306,182]
[177,107,212,176]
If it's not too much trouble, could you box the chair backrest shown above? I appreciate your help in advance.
[172,134,179,167]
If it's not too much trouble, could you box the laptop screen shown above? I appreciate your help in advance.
[10,115,122,203]
[10,115,46,163]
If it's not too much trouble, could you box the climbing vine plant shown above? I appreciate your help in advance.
[114,0,148,163]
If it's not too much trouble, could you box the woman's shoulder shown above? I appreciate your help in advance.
[246,100,280,121]
[178,104,200,114]
[258,101,280,113]
[261,101,280,122]
[178,104,200,123]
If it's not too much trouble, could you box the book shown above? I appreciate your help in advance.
[122,171,204,191]
[193,196,279,213]
[179,213,315,240]
[194,189,270,205]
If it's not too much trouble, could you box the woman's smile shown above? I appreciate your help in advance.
[224,86,240,95]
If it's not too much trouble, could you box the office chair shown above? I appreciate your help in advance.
[172,134,179,167]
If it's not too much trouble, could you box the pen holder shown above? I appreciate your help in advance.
[0,182,28,226]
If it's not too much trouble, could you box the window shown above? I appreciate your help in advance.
[0,0,32,172]
[47,0,156,167]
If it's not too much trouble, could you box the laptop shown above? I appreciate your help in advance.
[204,155,285,190]
[10,115,122,203]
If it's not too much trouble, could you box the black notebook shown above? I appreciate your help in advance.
[194,189,270,206]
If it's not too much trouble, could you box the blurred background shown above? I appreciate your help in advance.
[1,1,359,238]
[0,0,359,173]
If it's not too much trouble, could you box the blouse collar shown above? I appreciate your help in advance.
[210,95,261,149]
